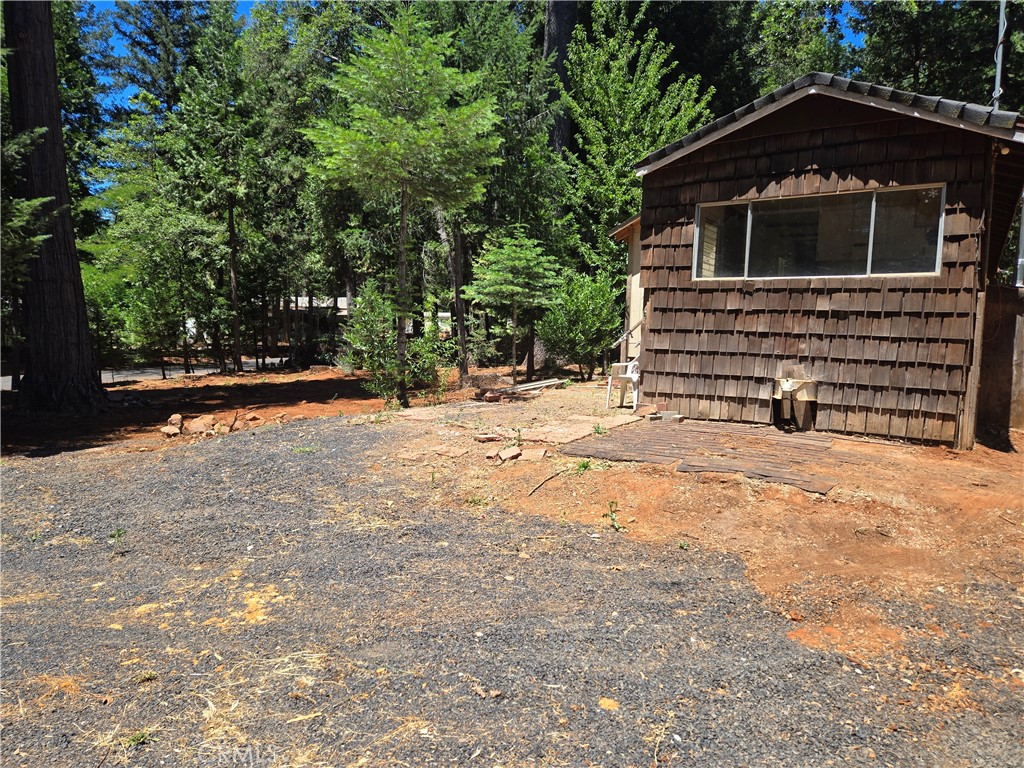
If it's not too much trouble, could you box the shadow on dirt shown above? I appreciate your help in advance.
[0,372,379,457]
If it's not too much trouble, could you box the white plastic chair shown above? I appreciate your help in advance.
[606,359,640,412]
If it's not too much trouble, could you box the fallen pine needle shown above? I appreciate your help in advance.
[286,712,323,724]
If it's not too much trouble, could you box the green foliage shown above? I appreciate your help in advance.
[850,0,1024,109]
[603,500,627,532]
[562,1,713,274]
[52,1,110,237]
[407,321,458,394]
[466,310,500,368]
[307,5,502,215]
[0,127,51,299]
[752,1,849,94]
[463,228,561,382]
[342,279,402,404]
[109,0,208,112]
[537,272,623,381]
[81,261,131,368]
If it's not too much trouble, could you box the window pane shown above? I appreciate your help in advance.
[871,188,942,274]
[748,194,870,277]
[696,204,747,278]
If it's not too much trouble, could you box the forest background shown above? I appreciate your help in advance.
[3,0,1023,409]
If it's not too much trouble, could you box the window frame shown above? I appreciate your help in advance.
[693,184,946,281]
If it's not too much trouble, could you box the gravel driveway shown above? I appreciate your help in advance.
[2,417,1021,767]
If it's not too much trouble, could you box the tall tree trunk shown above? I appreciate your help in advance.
[396,180,411,407]
[260,293,269,369]
[525,322,536,382]
[452,222,470,380]
[11,298,23,390]
[227,199,243,373]
[511,304,518,386]
[282,294,291,357]
[434,206,470,381]
[544,0,577,156]
[182,320,193,375]
[5,1,102,411]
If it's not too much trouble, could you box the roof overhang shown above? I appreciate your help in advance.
[608,214,640,241]
[637,77,1024,178]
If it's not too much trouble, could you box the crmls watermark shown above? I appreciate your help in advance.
[203,745,283,767]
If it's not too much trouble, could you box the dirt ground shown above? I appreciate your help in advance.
[3,367,1021,665]
[2,367,1022,764]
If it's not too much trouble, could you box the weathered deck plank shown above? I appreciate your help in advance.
[561,421,850,494]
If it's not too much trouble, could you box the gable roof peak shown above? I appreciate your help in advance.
[637,72,1022,176]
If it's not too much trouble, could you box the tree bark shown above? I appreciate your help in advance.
[396,180,411,407]
[544,0,578,156]
[434,206,470,381]
[525,322,536,382]
[452,222,470,380]
[5,1,102,411]
[227,198,243,373]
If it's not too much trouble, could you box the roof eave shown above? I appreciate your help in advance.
[636,86,1024,179]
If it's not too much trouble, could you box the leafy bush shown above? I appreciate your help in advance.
[343,280,458,405]
[342,279,403,403]
[537,272,623,380]
[462,227,561,382]
[465,310,501,368]
[408,320,458,400]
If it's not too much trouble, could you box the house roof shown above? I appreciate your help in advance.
[637,72,1024,176]
[608,214,640,241]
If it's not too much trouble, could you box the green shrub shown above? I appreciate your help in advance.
[537,272,623,380]
[342,279,403,403]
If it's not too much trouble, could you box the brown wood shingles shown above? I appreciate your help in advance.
[638,117,986,444]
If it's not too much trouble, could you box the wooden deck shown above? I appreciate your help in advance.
[560,420,869,494]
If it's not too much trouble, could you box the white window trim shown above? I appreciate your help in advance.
[693,184,946,281]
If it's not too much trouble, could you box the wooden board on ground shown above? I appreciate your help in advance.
[561,420,855,494]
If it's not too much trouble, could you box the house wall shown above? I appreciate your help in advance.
[638,113,990,444]
[624,227,644,361]
[978,284,1024,433]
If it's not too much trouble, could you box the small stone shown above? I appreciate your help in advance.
[667,414,685,423]
[435,446,468,458]
[214,423,231,436]
[519,448,547,461]
[485,447,501,460]
[290,415,307,421]
[244,413,261,422]
[497,446,522,462]
[167,413,183,427]
[274,411,288,421]
[159,426,180,438]
[483,392,502,402]
[646,413,663,421]
[473,434,502,443]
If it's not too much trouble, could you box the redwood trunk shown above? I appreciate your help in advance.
[4,1,102,411]
[544,0,577,156]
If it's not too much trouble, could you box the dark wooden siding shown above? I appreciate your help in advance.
[638,115,988,444]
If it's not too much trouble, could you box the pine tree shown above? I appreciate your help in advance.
[462,229,561,384]
[172,1,247,372]
[307,4,501,405]
[109,0,207,112]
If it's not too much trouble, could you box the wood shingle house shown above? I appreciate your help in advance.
[623,72,1024,448]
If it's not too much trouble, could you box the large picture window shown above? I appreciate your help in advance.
[695,186,943,279]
